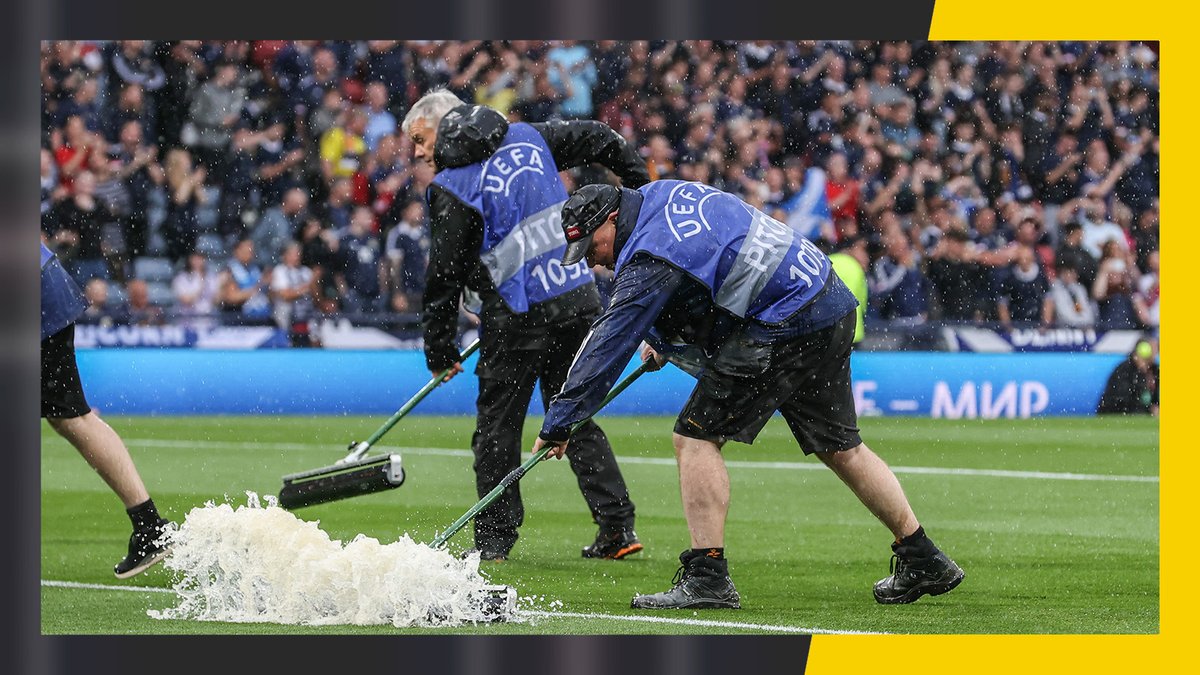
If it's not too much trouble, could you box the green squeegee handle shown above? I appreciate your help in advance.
[344,339,481,463]
[430,362,651,549]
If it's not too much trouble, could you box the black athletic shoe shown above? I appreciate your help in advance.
[631,550,741,609]
[873,539,965,604]
[582,528,644,560]
[114,519,174,579]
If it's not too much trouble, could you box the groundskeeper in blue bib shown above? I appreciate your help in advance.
[618,180,832,324]
[433,122,593,313]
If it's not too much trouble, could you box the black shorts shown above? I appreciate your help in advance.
[41,324,91,419]
[674,311,862,454]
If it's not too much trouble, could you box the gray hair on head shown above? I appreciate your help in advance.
[402,89,466,135]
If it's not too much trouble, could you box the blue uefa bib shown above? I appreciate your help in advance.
[41,242,88,340]
[617,181,831,324]
[433,123,593,313]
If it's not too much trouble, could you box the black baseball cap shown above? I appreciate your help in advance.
[560,184,621,266]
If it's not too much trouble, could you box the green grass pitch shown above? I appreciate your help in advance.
[41,415,1158,635]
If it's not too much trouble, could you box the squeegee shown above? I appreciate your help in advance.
[278,339,480,510]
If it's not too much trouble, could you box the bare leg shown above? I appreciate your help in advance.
[48,412,150,508]
[817,443,919,539]
[673,433,729,548]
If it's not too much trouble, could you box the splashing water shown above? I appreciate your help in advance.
[148,493,518,627]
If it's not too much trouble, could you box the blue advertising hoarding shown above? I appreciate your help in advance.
[75,350,1126,418]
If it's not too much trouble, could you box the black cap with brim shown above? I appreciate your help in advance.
[562,236,594,266]
[560,184,621,266]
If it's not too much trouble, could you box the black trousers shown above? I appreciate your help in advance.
[471,313,635,553]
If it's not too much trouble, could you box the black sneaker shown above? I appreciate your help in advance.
[582,528,643,560]
[630,550,741,609]
[873,539,965,604]
[114,519,174,579]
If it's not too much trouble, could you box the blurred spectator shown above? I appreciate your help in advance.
[869,228,929,323]
[41,148,67,215]
[162,148,209,263]
[216,125,261,243]
[475,58,519,116]
[1131,205,1158,272]
[124,279,166,326]
[828,235,869,343]
[187,59,245,176]
[101,120,164,260]
[867,60,905,107]
[105,41,166,103]
[155,41,208,150]
[254,118,305,208]
[335,206,384,314]
[1055,221,1099,289]
[926,229,985,322]
[1092,240,1140,330]
[969,206,1008,252]
[994,245,1049,329]
[1034,133,1082,212]
[171,252,221,324]
[256,187,310,268]
[1044,262,1096,328]
[824,152,860,226]
[295,46,343,128]
[319,108,368,183]
[322,178,355,231]
[383,199,429,313]
[1134,249,1159,332]
[362,82,397,152]
[307,89,345,147]
[219,238,272,322]
[77,278,128,327]
[546,40,598,119]
[43,170,114,285]
[363,41,408,113]
[296,215,342,314]
[52,115,106,191]
[55,76,103,132]
[270,242,317,346]
[1072,195,1127,259]
[1097,339,1158,415]
[515,72,564,123]
[366,134,410,220]
[644,134,676,181]
[103,83,157,145]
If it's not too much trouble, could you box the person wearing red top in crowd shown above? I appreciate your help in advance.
[824,152,861,232]
[53,115,106,192]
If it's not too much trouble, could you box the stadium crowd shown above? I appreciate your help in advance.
[40,40,1159,337]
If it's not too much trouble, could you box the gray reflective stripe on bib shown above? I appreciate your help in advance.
[479,201,567,287]
[714,208,792,317]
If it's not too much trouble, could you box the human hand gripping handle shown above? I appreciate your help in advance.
[536,356,656,460]
[429,362,651,549]
[538,345,661,457]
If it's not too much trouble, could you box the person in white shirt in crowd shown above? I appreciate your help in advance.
[171,252,221,328]
[270,242,317,346]
[1042,261,1096,328]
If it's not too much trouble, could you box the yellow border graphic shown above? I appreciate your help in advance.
[810,2,1176,672]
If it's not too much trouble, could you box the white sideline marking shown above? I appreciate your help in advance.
[88,438,1160,484]
[43,579,173,594]
[520,609,882,635]
[40,579,879,634]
